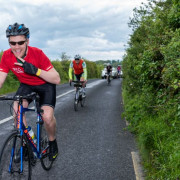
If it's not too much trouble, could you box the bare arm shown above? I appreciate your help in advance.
[38,67,60,85]
[15,57,61,85]
[0,71,8,88]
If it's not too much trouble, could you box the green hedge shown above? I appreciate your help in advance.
[0,53,102,95]
[122,0,180,179]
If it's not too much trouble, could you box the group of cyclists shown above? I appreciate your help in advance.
[0,22,121,164]
[106,63,121,82]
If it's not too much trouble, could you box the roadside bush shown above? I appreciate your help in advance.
[0,72,19,95]
[0,57,102,95]
[122,0,180,179]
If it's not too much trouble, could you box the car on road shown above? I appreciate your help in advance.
[101,67,118,79]
[101,68,107,79]
[119,70,123,78]
[111,67,118,79]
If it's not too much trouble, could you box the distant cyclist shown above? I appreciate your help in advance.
[117,65,121,77]
[69,54,87,95]
[106,63,112,78]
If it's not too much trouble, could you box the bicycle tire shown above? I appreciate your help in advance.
[74,91,79,111]
[108,76,111,85]
[80,94,86,107]
[40,125,53,171]
[0,130,31,180]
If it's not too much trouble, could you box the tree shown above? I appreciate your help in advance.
[60,52,71,61]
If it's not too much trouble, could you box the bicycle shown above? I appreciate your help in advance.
[106,72,111,85]
[0,92,53,180]
[70,81,86,111]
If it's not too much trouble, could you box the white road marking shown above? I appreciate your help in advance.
[86,80,104,88]
[56,89,75,99]
[0,116,13,125]
[0,80,103,124]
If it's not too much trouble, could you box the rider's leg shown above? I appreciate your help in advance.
[41,106,56,141]
[80,77,87,93]
[13,100,29,127]
[106,73,109,82]
[80,73,87,89]
[37,83,58,161]
[41,105,58,161]
[74,74,80,91]
[13,83,31,128]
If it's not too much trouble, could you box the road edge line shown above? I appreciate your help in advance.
[131,151,145,180]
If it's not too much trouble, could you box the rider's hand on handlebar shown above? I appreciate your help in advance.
[69,79,72,86]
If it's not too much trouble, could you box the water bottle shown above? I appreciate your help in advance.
[26,126,37,144]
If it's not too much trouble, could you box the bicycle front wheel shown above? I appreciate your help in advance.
[108,76,111,85]
[40,125,53,171]
[74,91,79,111]
[0,131,31,180]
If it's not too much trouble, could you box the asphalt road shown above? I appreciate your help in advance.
[0,79,137,180]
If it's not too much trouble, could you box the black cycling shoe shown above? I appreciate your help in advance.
[49,139,58,161]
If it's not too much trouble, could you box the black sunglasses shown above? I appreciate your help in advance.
[9,40,26,46]
[75,58,80,60]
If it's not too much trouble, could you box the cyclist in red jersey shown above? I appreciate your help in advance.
[117,65,121,77]
[69,54,87,94]
[0,23,60,161]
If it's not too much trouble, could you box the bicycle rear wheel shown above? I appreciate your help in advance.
[40,125,53,171]
[80,94,86,107]
[0,131,31,180]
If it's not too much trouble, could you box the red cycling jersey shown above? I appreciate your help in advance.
[0,46,53,85]
[72,59,84,75]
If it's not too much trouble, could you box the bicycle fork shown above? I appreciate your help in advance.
[9,104,25,174]
[9,136,17,173]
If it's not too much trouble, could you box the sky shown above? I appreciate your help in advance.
[0,0,148,61]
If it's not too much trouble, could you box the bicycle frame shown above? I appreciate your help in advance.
[0,92,54,178]
[75,86,81,100]
[9,98,45,173]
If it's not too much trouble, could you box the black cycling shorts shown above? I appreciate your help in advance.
[15,83,56,108]
[75,73,83,81]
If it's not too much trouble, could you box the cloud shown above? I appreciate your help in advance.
[0,0,148,61]
[45,35,125,60]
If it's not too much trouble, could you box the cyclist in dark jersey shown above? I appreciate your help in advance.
[0,23,60,161]
[106,63,112,76]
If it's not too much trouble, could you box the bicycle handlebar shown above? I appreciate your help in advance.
[0,92,43,113]
[0,92,38,101]
[72,80,85,83]
[69,80,85,87]
[0,95,15,101]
